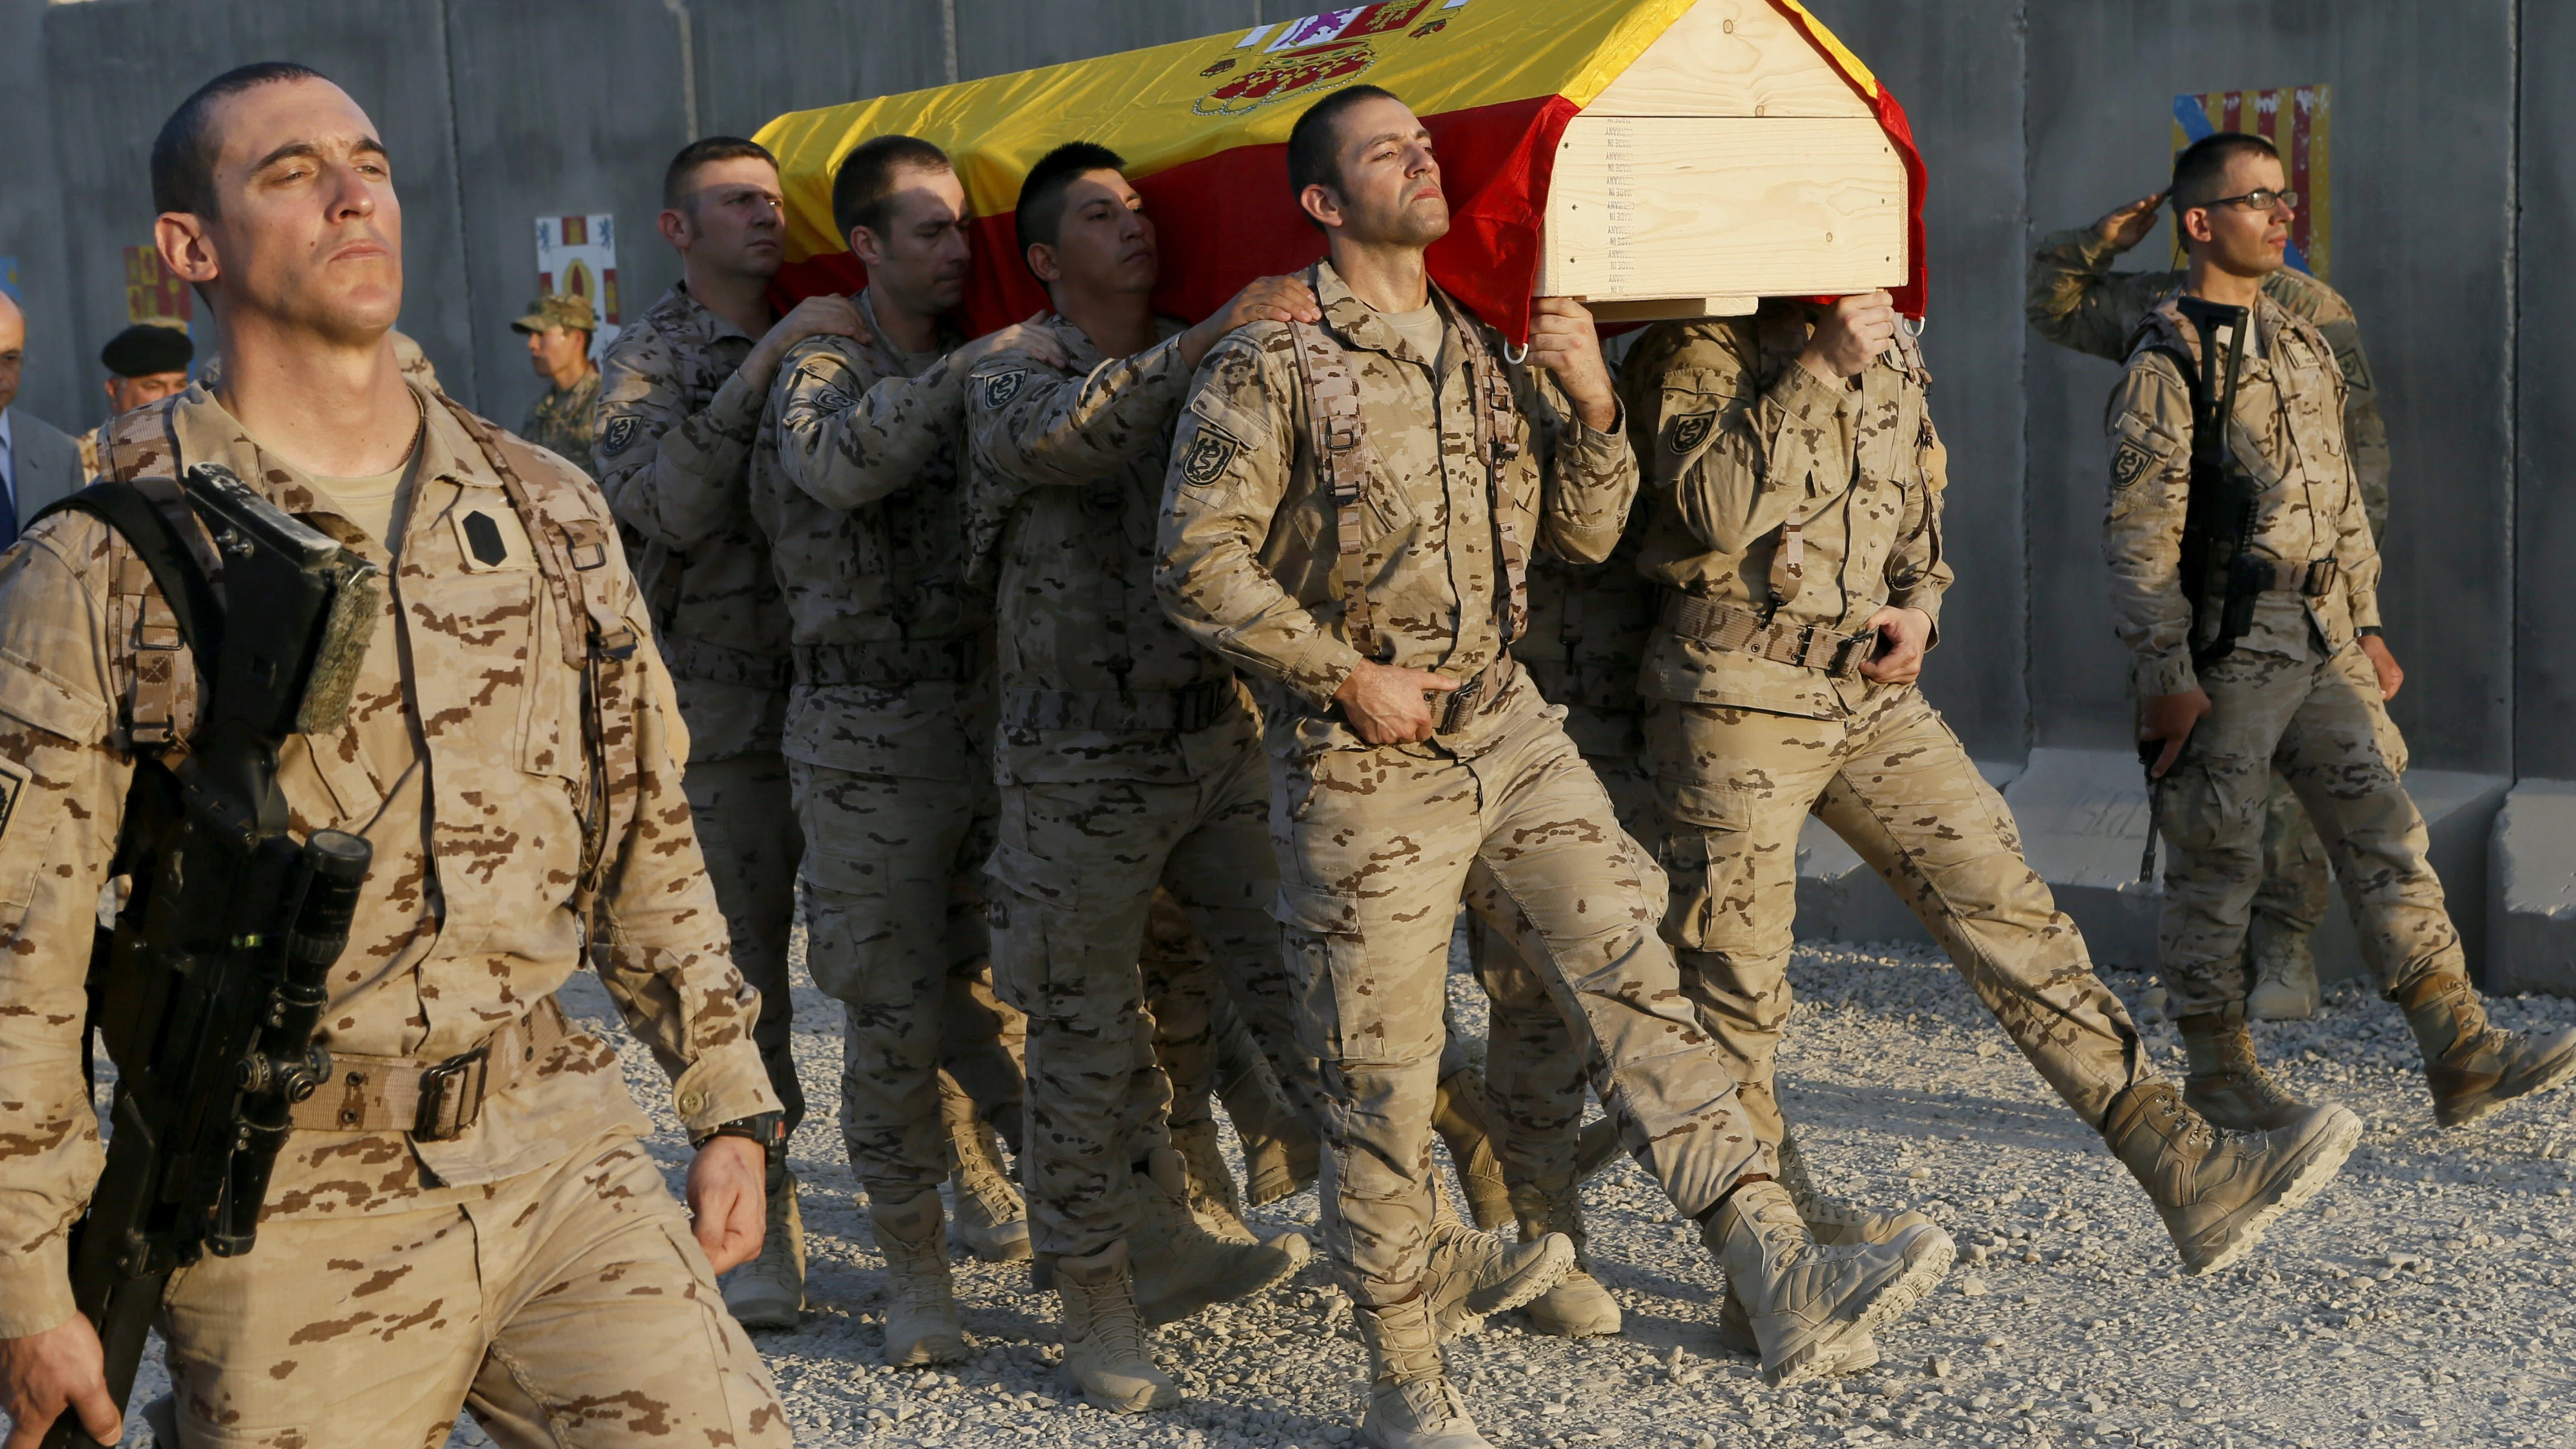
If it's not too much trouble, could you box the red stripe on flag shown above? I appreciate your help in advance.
[774,94,1576,343]
[2221,91,2242,131]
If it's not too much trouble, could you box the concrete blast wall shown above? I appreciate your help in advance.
[3,0,2570,988]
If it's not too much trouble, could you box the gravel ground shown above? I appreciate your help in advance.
[48,934,2576,1449]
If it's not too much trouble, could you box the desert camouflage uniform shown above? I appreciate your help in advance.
[520,364,603,477]
[0,382,786,1448]
[965,314,1286,1259]
[2106,293,2466,1015]
[596,283,807,1136]
[757,295,1008,1202]
[2029,228,2386,976]
[1159,262,1767,1307]
[1628,312,2155,1148]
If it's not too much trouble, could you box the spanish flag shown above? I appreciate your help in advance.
[756,0,1926,342]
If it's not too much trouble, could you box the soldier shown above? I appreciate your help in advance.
[591,134,879,1327]
[753,133,1086,1367]
[1159,86,1953,1445]
[0,63,789,1448]
[2110,132,2576,1133]
[81,321,196,479]
[2030,188,2395,1020]
[511,291,600,473]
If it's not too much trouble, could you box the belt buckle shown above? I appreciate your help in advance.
[1177,680,1220,733]
[414,1045,491,1142]
[1436,673,1484,734]
[2303,558,2338,596]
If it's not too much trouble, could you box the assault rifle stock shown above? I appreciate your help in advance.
[36,465,380,1449]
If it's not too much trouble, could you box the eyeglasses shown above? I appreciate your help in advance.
[2198,188,2298,214]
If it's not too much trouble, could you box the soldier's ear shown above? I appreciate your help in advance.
[1298,182,1343,231]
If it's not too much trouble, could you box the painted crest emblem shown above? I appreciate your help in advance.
[1194,40,1377,117]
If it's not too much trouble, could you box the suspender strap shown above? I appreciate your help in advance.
[1289,309,1381,661]
[1437,292,1529,645]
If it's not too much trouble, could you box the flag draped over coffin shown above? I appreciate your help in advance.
[756,0,1928,344]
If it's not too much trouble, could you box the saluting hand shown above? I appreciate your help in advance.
[2092,191,2169,254]
[1526,297,1617,432]
[1182,276,1320,370]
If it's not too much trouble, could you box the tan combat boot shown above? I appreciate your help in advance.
[1355,1291,1493,1449]
[1169,1114,1260,1245]
[869,1188,966,1365]
[941,1078,1031,1262]
[721,1167,806,1329]
[1505,1177,1621,1338]
[2103,1080,2359,1273]
[1054,1240,1179,1413]
[1215,1025,1321,1207]
[1130,1147,1310,1324]
[2178,1007,2313,1131]
[1425,1178,1575,1337]
[2396,972,2576,1128]
[1703,1178,1952,1388]
[1713,1135,1930,1367]
[2246,922,2321,1020]
[1431,1069,1517,1233]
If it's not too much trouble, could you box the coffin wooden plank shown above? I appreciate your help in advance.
[1539,114,1907,300]
[1585,0,1876,120]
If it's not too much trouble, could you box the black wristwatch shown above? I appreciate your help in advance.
[2357,625,2384,638]
[693,1111,786,1163]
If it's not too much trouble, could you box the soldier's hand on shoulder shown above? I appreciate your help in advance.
[956,313,1071,372]
[1799,291,1898,383]
[1527,296,1618,432]
[2094,191,2168,253]
[1183,276,1321,370]
[1332,659,1457,745]
[747,294,871,382]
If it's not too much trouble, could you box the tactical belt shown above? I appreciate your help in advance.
[290,996,576,1141]
[1663,591,1878,681]
[1000,675,1240,733]
[662,634,792,691]
[794,637,976,687]
[1432,654,1519,735]
[2235,555,2338,597]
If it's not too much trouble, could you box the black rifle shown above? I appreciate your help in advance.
[35,464,381,1449]
[2136,296,2257,884]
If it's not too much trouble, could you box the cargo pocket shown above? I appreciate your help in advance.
[981,842,1074,1014]
[1655,780,1760,955]
[1271,880,1408,1067]
[2162,748,2269,857]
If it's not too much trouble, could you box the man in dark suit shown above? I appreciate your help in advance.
[0,290,88,546]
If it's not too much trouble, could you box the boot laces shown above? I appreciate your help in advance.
[1385,1376,1474,1432]
[1073,1270,1153,1363]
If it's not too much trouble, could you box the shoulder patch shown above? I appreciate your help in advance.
[2111,439,2157,490]
[1669,411,1716,456]
[602,414,640,456]
[0,755,22,841]
[977,368,1027,411]
[1181,425,1245,487]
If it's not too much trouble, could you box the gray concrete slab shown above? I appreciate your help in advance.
[444,0,690,435]
[1998,746,2162,970]
[2021,1,2516,775]
[2304,766,2508,989]
[692,0,952,136]
[1794,759,2026,948]
[40,0,482,409]
[953,0,1261,83]
[2518,6,2576,780]
[2488,779,2576,997]
[1802,0,2028,763]
[0,0,81,430]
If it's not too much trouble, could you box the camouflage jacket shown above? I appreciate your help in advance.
[756,292,991,783]
[2027,226,2389,537]
[964,313,1255,786]
[1624,311,1952,719]
[1517,532,1654,762]
[1159,262,1636,759]
[520,364,602,477]
[0,382,774,1337]
[2105,292,2381,697]
[594,284,790,763]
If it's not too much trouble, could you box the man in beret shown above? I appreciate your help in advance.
[513,291,602,473]
[78,321,195,479]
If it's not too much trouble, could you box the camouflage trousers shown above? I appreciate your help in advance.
[1648,685,2152,1145]
[2251,770,2334,955]
[2156,641,2453,1016]
[790,756,1025,1201]
[1273,689,1764,1306]
[684,751,806,1135]
[1462,747,1656,1216]
[158,1133,788,1449]
[986,731,1273,1258]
